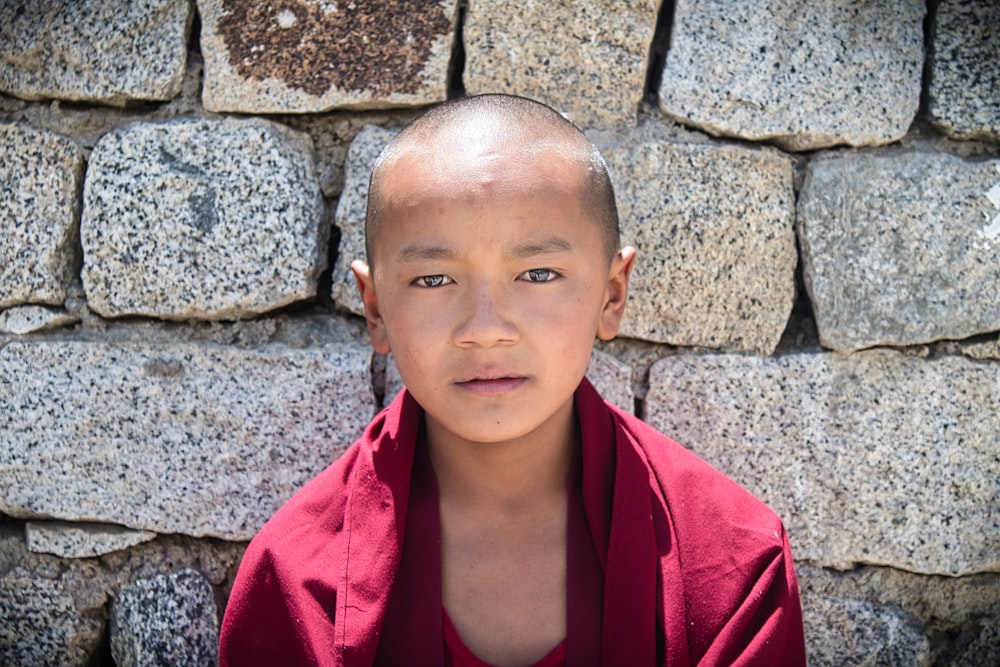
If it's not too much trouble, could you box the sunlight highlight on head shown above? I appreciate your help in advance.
[364,94,620,270]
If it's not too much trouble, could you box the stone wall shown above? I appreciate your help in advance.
[1,1,997,665]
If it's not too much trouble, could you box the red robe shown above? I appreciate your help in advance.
[220,379,806,666]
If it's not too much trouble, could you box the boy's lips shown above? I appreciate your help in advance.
[454,370,528,395]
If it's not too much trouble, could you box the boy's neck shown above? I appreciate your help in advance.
[425,402,576,513]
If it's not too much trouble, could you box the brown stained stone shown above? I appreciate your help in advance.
[202,0,457,112]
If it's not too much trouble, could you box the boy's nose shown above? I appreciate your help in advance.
[453,283,519,347]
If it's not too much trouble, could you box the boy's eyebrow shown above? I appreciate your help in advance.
[396,237,574,263]
[506,236,573,259]
[396,244,457,263]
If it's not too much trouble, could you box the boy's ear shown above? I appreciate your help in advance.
[350,260,391,354]
[597,246,636,341]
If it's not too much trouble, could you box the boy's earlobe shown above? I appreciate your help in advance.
[350,260,392,354]
[597,246,637,341]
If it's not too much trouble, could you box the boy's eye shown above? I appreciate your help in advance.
[518,268,559,283]
[413,274,453,288]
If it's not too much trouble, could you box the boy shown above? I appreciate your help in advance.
[220,94,806,666]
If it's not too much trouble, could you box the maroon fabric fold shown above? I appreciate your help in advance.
[220,379,806,666]
[376,427,605,666]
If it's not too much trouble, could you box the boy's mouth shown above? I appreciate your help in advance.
[455,371,528,395]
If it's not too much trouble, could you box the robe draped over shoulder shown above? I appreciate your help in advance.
[219,379,806,666]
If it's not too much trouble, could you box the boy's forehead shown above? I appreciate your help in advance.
[379,133,588,206]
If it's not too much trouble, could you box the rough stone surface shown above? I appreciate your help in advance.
[927,0,1000,143]
[585,349,633,413]
[199,0,457,113]
[111,569,218,667]
[603,139,796,353]
[659,0,924,151]
[0,568,104,666]
[0,305,78,335]
[332,124,396,316]
[0,0,192,106]
[81,117,325,320]
[26,521,157,559]
[0,123,84,309]
[464,0,658,128]
[644,350,999,576]
[0,520,245,666]
[384,348,633,413]
[280,111,417,198]
[802,593,930,667]
[0,338,375,540]
[0,524,105,667]
[799,564,1000,667]
[595,336,673,402]
[798,152,1000,352]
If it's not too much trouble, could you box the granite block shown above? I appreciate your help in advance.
[280,110,417,198]
[585,349,633,413]
[0,305,78,335]
[463,0,658,128]
[644,351,1000,576]
[81,117,325,320]
[803,594,930,667]
[199,0,457,113]
[798,152,1000,352]
[0,523,249,667]
[26,521,157,559]
[659,0,924,151]
[798,564,1000,667]
[0,338,374,540]
[0,0,192,106]
[384,348,633,414]
[331,124,397,315]
[603,139,796,354]
[0,123,84,309]
[927,0,1000,143]
[111,569,218,667]
[0,567,103,667]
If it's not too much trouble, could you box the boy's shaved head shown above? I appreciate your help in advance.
[365,94,620,267]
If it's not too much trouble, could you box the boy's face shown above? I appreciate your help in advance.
[353,139,633,450]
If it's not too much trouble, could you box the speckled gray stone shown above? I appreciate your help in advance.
[26,521,157,559]
[585,349,633,413]
[332,124,396,316]
[927,0,1000,142]
[644,351,1000,576]
[199,0,457,113]
[282,110,417,198]
[384,348,633,413]
[798,564,1000,667]
[81,117,325,320]
[803,594,930,667]
[111,569,218,667]
[659,0,924,151]
[0,566,104,667]
[464,0,658,128]
[1,123,84,309]
[0,305,78,335]
[604,139,796,354]
[798,152,1000,352]
[0,338,374,540]
[0,0,192,106]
